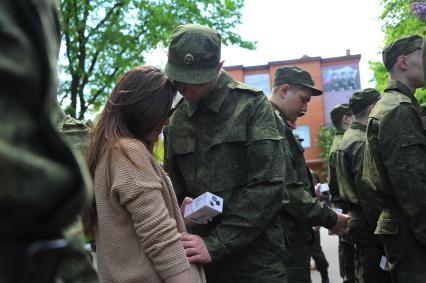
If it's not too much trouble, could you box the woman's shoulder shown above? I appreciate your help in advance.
[111,138,153,165]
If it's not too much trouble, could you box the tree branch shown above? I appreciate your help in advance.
[85,1,126,43]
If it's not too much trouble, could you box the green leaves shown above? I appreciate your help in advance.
[59,0,253,119]
[316,126,336,178]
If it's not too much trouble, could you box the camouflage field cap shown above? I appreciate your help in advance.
[165,24,221,84]
[330,103,352,128]
[273,66,323,96]
[382,35,423,71]
[349,88,381,114]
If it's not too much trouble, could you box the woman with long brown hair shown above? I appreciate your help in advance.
[84,66,205,283]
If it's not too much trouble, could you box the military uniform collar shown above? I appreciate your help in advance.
[349,121,366,132]
[385,80,420,107]
[335,128,345,136]
[185,70,231,117]
[271,102,291,127]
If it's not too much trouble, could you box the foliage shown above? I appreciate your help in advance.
[153,138,164,163]
[59,0,255,119]
[316,126,336,178]
[370,0,426,104]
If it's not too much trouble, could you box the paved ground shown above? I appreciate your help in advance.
[310,228,342,283]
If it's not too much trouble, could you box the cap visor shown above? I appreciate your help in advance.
[165,63,217,84]
[304,84,323,96]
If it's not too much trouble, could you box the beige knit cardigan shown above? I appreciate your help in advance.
[94,138,205,283]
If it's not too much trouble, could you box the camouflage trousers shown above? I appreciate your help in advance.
[354,239,391,283]
[284,239,311,283]
[381,222,426,283]
[310,229,329,280]
[338,236,355,283]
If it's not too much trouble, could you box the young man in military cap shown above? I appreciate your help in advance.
[269,66,348,283]
[363,34,426,282]
[335,88,391,283]
[164,24,288,283]
[328,103,354,208]
[327,103,356,283]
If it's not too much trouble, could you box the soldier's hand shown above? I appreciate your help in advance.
[181,232,212,263]
[314,183,326,201]
[180,197,193,217]
[330,213,348,235]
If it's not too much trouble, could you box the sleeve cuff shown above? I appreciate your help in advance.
[322,208,338,229]
[203,235,227,261]
[159,259,190,280]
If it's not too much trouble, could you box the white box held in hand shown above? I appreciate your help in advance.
[320,183,330,193]
[184,192,223,224]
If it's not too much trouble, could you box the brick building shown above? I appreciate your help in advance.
[224,51,361,172]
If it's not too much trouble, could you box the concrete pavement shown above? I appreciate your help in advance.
[310,228,342,283]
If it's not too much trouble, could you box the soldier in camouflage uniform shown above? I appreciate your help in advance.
[164,24,287,283]
[328,103,356,283]
[0,0,97,282]
[363,35,426,282]
[269,66,348,283]
[335,88,391,283]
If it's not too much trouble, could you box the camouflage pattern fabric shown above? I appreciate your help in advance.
[165,71,287,283]
[310,229,329,280]
[272,104,337,283]
[335,121,391,283]
[56,107,98,283]
[56,106,93,156]
[328,132,356,283]
[0,0,97,282]
[328,131,346,210]
[363,80,426,282]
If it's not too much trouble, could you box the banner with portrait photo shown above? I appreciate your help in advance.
[321,64,361,125]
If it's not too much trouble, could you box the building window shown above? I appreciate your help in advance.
[293,125,311,148]
[244,73,271,96]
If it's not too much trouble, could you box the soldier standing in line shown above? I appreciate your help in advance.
[335,88,391,283]
[328,103,356,283]
[164,24,288,283]
[363,34,426,282]
[269,66,348,283]
[0,0,98,282]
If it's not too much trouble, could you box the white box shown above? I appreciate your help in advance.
[320,183,330,193]
[184,192,223,224]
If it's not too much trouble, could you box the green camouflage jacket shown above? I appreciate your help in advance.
[56,107,92,155]
[328,130,347,210]
[272,104,337,242]
[335,121,381,242]
[165,71,287,282]
[0,0,96,281]
[363,80,426,245]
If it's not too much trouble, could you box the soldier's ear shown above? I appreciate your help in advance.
[279,84,290,99]
[396,55,409,71]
